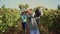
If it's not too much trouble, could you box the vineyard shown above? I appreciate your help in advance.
[0,5,60,34]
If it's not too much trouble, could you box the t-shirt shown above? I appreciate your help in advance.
[20,14,27,22]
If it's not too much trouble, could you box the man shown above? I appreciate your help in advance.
[20,10,27,34]
[26,9,40,34]
[35,8,41,24]
[35,8,43,34]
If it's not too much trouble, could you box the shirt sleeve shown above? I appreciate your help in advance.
[39,9,43,16]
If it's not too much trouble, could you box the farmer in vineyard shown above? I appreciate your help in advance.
[35,8,43,25]
[20,10,27,34]
[34,8,43,34]
[26,9,40,34]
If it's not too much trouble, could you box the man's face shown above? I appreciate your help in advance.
[27,9,32,14]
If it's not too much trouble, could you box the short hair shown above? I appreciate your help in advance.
[30,9,32,11]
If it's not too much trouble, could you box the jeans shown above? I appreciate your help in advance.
[30,29,40,34]
[22,22,26,29]
[22,22,26,34]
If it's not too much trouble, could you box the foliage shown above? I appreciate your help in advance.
[19,4,29,10]
[40,9,60,31]
[24,4,29,9]
[0,4,60,34]
[0,6,20,33]
[19,4,25,11]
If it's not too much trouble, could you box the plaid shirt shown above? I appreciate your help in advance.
[27,14,39,29]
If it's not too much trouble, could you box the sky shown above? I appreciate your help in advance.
[0,0,60,9]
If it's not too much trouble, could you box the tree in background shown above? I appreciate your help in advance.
[24,4,29,9]
[19,4,29,11]
[1,5,5,8]
[58,4,60,9]
[19,4,24,11]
